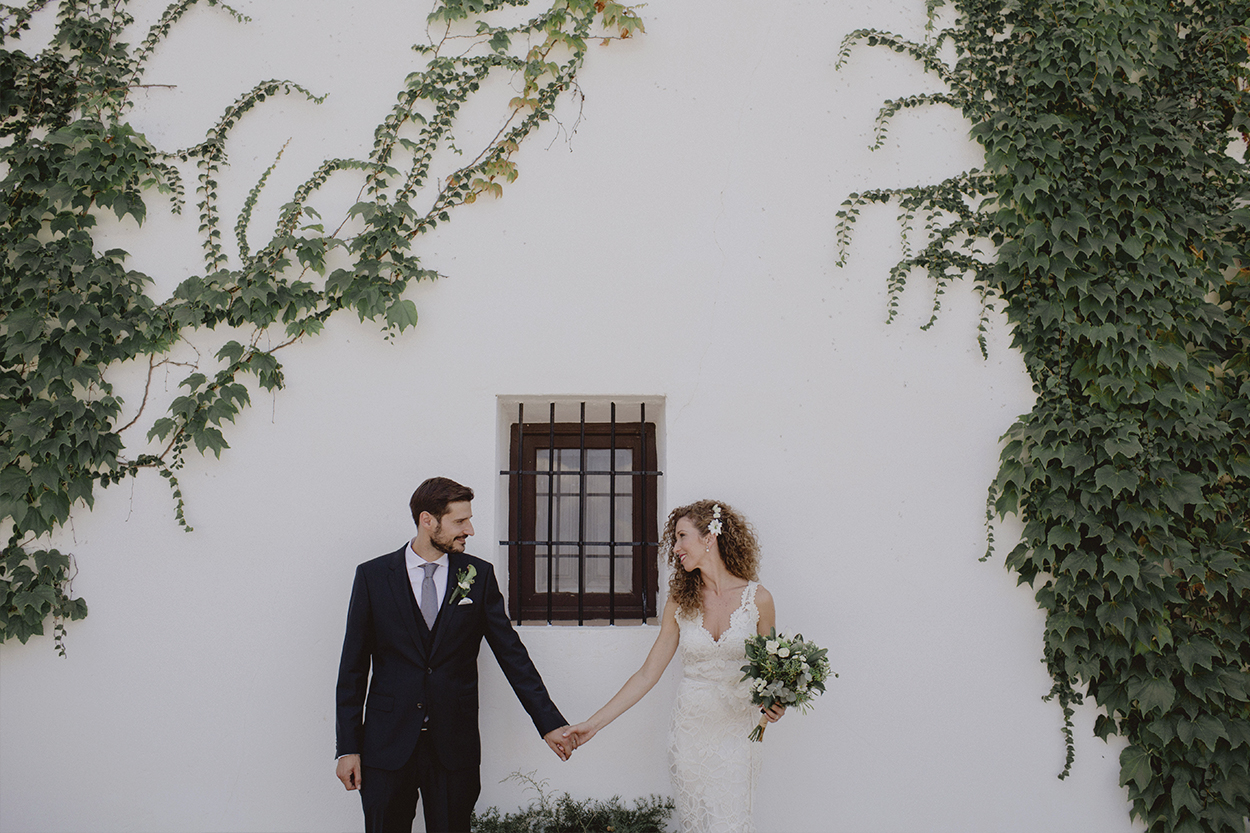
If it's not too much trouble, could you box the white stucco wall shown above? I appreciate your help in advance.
[0,1,1144,831]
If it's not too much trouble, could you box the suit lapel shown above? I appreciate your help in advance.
[386,545,429,662]
[428,552,467,660]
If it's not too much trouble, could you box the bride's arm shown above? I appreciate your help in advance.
[563,598,681,748]
[756,585,776,636]
[755,585,786,724]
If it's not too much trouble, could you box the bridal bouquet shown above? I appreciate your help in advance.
[741,629,833,742]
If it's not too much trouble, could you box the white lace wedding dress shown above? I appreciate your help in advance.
[668,581,762,833]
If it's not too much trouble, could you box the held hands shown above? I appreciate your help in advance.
[336,754,362,791]
[762,703,786,723]
[545,721,602,760]
[544,726,576,761]
[561,721,598,751]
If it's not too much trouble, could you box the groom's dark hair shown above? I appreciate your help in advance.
[410,477,475,524]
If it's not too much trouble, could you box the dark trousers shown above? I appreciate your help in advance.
[360,731,481,833]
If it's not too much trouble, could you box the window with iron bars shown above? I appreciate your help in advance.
[500,400,662,624]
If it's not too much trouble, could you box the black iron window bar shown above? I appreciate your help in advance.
[501,401,662,625]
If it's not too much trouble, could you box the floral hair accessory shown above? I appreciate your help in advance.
[708,504,723,536]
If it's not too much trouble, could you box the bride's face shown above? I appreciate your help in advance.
[672,517,712,572]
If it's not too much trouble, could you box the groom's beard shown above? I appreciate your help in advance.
[430,522,468,554]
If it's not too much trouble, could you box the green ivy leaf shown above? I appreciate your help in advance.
[13,582,56,612]
[1177,639,1220,674]
[1096,599,1134,636]
[1160,472,1205,514]
[1103,554,1140,587]
[1171,779,1203,815]
[216,341,246,364]
[1048,524,1081,549]
[385,298,418,332]
[33,550,69,575]
[191,426,229,458]
[1192,715,1229,750]
[1094,466,1139,496]
[1128,676,1176,715]
[1119,745,1154,792]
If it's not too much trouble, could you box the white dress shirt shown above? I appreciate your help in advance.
[405,542,449,612]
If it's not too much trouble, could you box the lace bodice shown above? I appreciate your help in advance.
[668,581,761,833]
[676,582,760,688]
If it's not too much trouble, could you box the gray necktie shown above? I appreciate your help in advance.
[420,562,439,629]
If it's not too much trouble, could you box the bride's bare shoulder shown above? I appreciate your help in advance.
[753,584,776,614]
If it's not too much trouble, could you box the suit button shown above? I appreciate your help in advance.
[416,702,423,710]
[426,667,432,674]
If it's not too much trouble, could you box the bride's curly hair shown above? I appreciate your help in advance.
[663,500,760,616]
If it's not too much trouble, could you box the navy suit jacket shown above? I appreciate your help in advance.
[335,546,566,771]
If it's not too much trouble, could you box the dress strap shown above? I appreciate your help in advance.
[741,580,759,607]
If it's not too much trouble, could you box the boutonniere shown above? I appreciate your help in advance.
[448,565,477,605]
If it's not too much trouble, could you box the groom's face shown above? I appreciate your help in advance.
[430,501,475,554]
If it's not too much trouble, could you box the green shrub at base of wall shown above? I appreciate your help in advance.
[471,772,674,833]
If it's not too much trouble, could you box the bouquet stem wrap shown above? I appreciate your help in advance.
[749,713,770,743]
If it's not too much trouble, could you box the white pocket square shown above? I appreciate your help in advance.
[457,598,473,605]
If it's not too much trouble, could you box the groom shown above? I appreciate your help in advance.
[335,477,573,833]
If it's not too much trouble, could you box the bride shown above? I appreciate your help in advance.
[564,500,785,833]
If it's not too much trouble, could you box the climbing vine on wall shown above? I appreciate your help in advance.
[0,0,642,652]
[837,0,1249,831]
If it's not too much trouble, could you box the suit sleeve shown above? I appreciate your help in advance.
[335,564,373,758]
[480,564,568,736]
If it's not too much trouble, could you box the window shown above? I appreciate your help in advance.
[500,400,662,624]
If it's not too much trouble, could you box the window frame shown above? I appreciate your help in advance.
[502,402,661,624]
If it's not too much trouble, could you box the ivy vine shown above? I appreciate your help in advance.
[838,1,1249,831]
[0,0,642,652]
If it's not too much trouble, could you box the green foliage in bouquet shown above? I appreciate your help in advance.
[471,772,673,833]
[741,628,833,714]
[0,0,643,651]
[837,0,1249,830]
